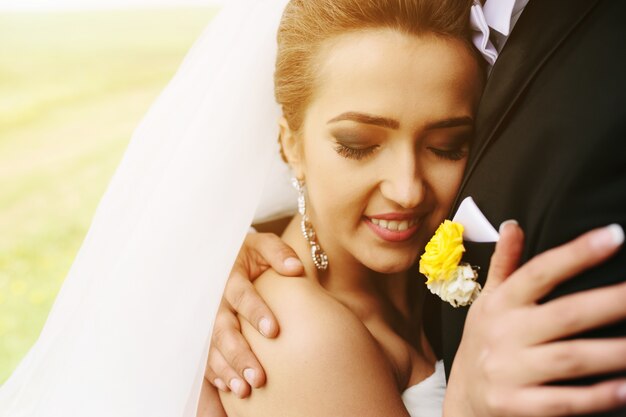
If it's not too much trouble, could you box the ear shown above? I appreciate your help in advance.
[278,116,305,179]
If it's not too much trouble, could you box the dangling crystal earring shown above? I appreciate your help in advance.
[292,178,328,271]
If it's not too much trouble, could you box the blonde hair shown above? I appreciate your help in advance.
[274,0,476,133]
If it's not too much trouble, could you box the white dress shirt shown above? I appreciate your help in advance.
[483,0,531,52]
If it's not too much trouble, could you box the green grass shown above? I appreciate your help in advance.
[0,7,217,383]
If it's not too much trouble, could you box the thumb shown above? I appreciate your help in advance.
[483,220,525,292]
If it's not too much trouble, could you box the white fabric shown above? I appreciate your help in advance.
[470,1,499,66]
[0,1,289,415]
[453,197,500,243]
[509,0,531,32]
[483,0,518,38]
[401,360,446,417]
[252,153,298,225]
[470,0,531,65]
[253,148,298,223]
[483,0,530,52]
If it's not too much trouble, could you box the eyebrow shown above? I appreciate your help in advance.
[424,116,474,130]
[327,112,474,131]
[327,112,400,129]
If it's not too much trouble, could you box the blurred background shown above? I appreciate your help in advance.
[0,0,222,383]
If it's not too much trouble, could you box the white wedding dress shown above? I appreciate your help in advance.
[0,1,445,416]
[402,361,446,417]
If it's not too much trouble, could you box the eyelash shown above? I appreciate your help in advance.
[334,143,467,161]
[427,147,467,161]
[334,143,378,160]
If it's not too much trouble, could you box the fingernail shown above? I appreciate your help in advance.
[230,378,244,395]
[243,368,257,386]
[591,224,624,250]
[258,317,272,337]
[284,257,303,269]
[618,382,626,402]
[499,219,518,233]
[214,378,228,392]
[607,224,625,246]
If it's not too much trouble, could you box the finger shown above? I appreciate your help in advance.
[205,347,230,392]
[508,380,626,417]
[198,378,228,417]
[223,271,279,338]
[211,302,268,388]
[518,339,626,385]
[527,280,626,343]
[483,220,524,293]
[208,348,251,398]
[501,224,624,306]
[249,233,304,277]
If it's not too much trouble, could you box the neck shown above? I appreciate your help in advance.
[282,215,436,373]
[281,215,414,318]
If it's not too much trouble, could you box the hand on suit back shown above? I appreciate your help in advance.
[445,222,626,416]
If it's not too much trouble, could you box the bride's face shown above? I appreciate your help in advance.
[281,29,482,274]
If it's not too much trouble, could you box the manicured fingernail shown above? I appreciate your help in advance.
[214,378,228,392]
[284,257,302,269]
[607,224,625,246]
[243,368,257,386]
[229,378,244,395]
[259,317,272,337]
[499,219,519,233]
[592,224,624,250]
[618,382,626,402]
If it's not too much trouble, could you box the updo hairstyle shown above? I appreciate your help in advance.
[274,0,477,134]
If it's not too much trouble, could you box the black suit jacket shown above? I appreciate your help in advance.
[442,1,626,414]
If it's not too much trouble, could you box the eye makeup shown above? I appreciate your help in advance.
[424,128,472,162]
[333,143,379,160]
[330,126,382,160]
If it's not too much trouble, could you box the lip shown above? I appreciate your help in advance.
[363,215,422,243]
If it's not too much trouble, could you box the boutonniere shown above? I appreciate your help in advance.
[419,220,481,308]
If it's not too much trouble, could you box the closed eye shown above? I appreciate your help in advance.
[427,147,467,161]
[334,143,379,160]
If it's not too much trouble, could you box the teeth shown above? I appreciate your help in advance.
[369,218,418,232]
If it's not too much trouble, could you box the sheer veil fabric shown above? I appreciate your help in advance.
[0,1,292,415]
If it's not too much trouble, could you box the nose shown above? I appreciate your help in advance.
[379,152,425,209]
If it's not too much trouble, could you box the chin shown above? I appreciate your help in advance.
[367,254,418,275]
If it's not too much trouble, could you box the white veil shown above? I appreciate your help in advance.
[0,1,294,415]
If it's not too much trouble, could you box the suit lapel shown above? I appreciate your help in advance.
[452,0,600,210]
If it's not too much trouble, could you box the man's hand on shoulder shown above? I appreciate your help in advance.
[221,270,410,417]
[204,232,303,398]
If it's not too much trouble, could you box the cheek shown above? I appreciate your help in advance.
[424,159,466,211]
[301,137,351,211]
[301,138,371,225]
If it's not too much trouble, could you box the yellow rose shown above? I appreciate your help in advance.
[419,220,465,283]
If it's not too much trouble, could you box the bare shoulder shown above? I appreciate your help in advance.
[219,270,410,417]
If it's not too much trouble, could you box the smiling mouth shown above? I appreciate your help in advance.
[364,216,423,242]
[369,217,420,232]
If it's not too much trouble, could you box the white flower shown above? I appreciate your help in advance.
[426,263,481,308]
